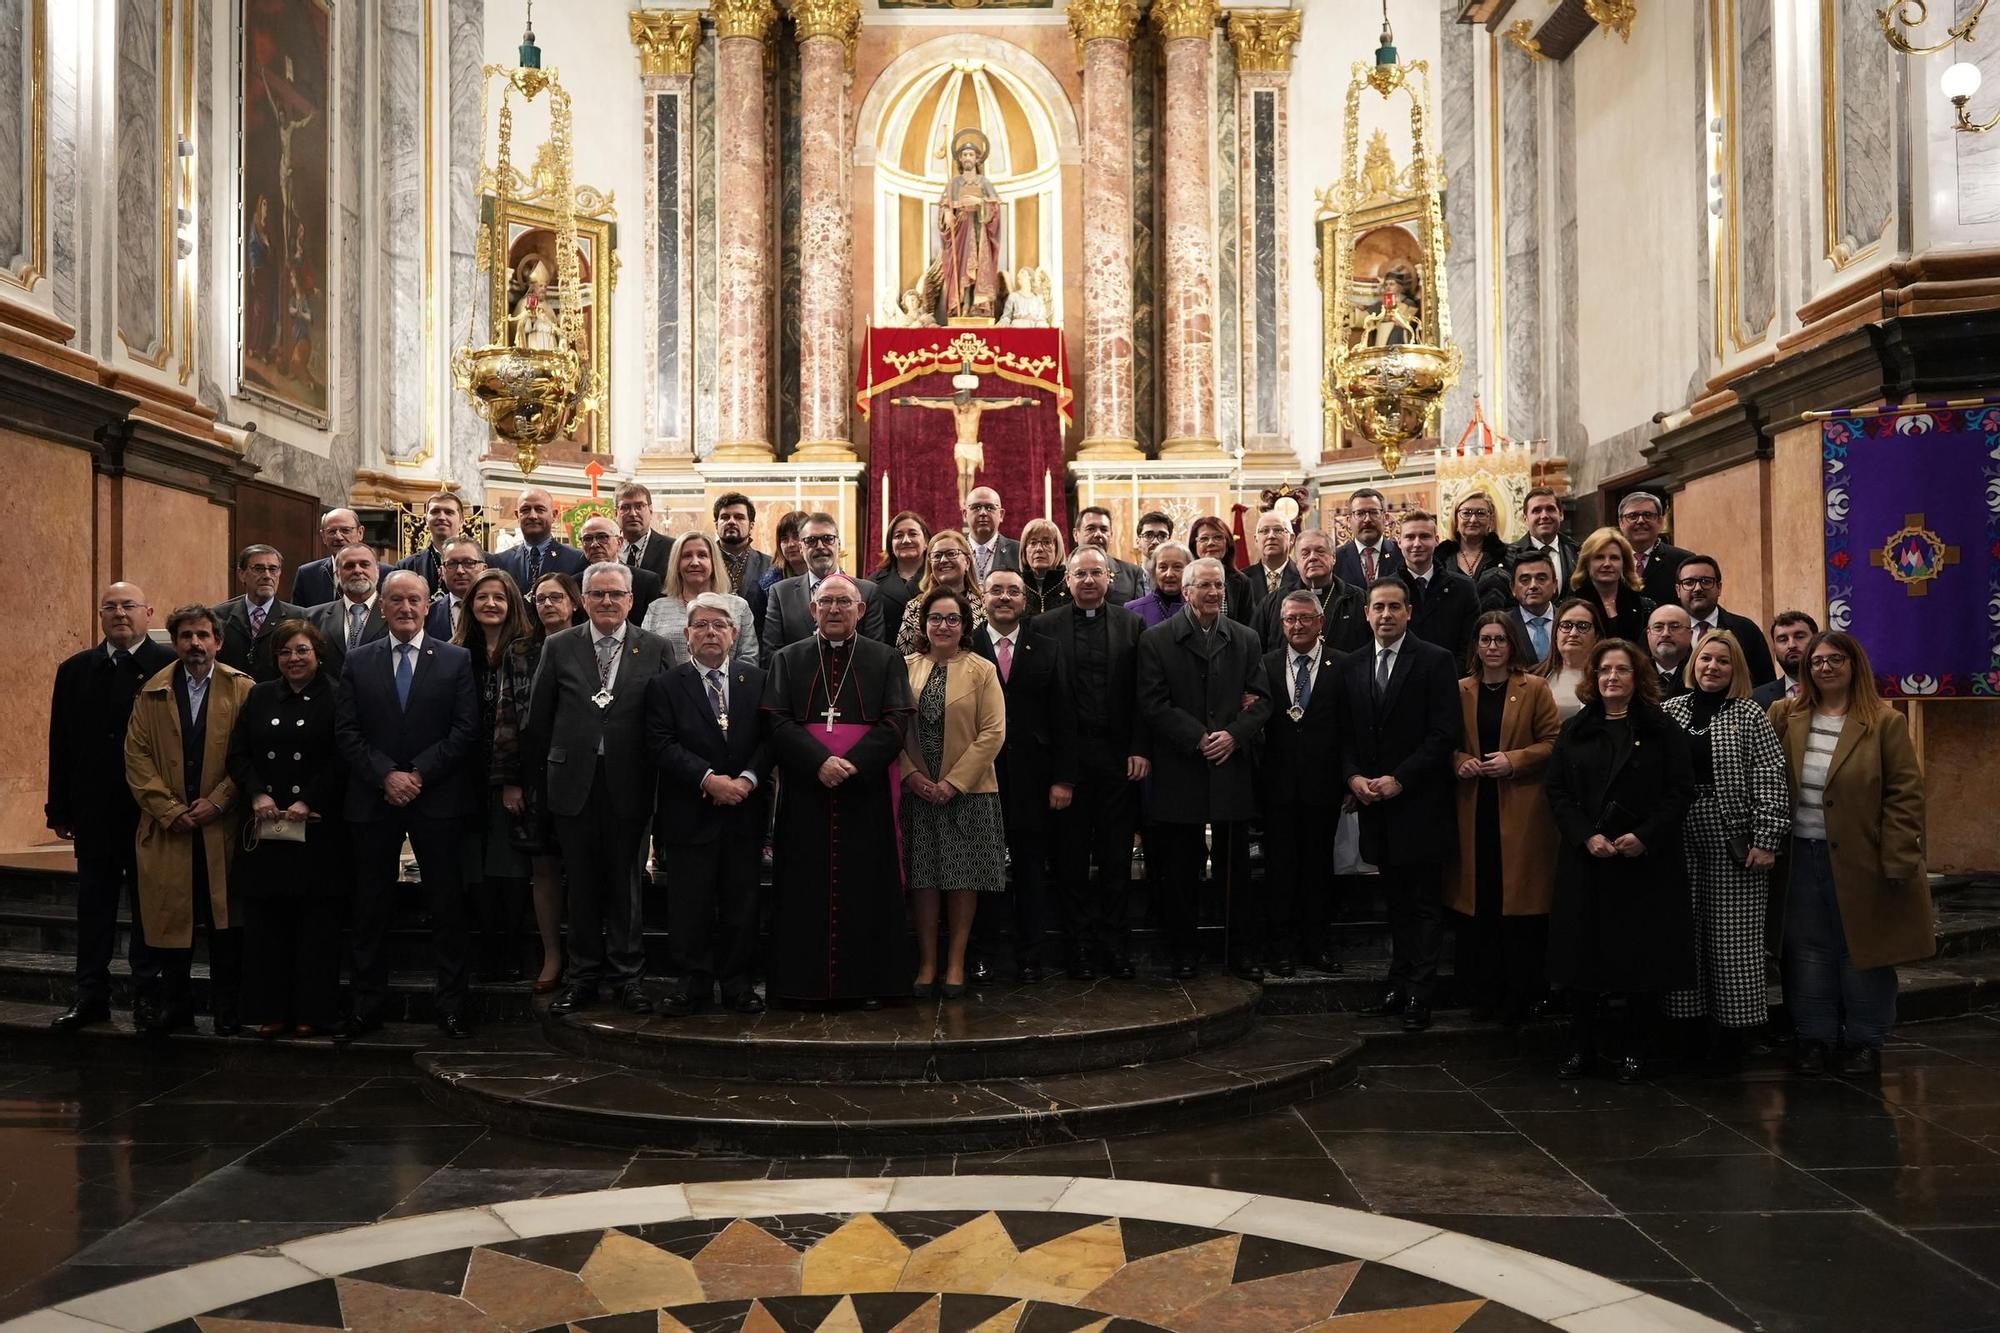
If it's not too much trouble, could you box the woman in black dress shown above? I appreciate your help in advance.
[1545,638,1696,1082]
[871,509,932,634]
[525,571,581,990]
[1188,515,1255,624]
[1018,518,1071,618]
[1573,527,1654,645]
[1436,490,1508,586]
[455,569,540,981]
[227,620,346,1038]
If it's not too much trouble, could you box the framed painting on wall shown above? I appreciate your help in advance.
[238,0,332,425]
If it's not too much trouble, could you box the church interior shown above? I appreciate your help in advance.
[4,0,2000,1329]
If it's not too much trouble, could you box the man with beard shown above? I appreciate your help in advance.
[1648,603,1695,700]
[1675,554,1776,685]
[1333,488,1405,588]
[306,543,389,674]
[1752,611,1818,707]
[713,492,771,609]
[423,537,487,641]
[759,513,887,655]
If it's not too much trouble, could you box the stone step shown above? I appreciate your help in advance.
[415,1012,1363,1154]
[539,973,1259,1082]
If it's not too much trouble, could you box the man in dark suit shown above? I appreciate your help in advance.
[759,513,886,656]
[291,508,385,607]
[527,561,672,1016]
[1253,530,1366,652]
[1138,558,1273,979]
[1647,603,1695,700]
[1395,510,1479,659]
[964,486,1021,583]
[1674,553,1777,685]
[617,482,674,579]
[1034,547,1150,978]
[1258,589,1349,976]
[490,487,588,592]
[1336,577,1460,1031]
[1333,487,1405,588]
[972,568,1077,981]
[1617,490,1692,608]
[1753,610,1818,707]
[333,569,480,1040]
[306,544,389,676]
[578,516,664,624]
[1505,486,1579,593]
[395,489,485,595]
[712,492,771,603]
[423,536,487,641]
[1073,506,1145,605]
[1500,552,1560,654]
[647,592,771,1015]
[1245,510,1301,624]
[45,582,176,1032]
[213,545,305,682]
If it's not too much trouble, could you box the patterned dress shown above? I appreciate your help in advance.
[901,662,1008,893]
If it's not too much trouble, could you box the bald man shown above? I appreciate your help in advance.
[963,486,1019,582]
[46,582,177,1031]
[291,507,385,607]
[492,486,589,591]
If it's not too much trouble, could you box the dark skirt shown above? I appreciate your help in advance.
[1546,854,1696,995]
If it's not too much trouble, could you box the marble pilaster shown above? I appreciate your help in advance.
[693,38,718,459]
[1225,9,1300,466]
[1437,4,1478,445]
[446,0,484,490]
[632,9,701,459]
[792,0,857,462]
[709,0,779,462]
[377,0,428,465]
[0,0,26,277]
[1499,43,1540,438]
[1735,0,1774,342]
[1153,0,1221,458]
[1070,0,1142,459]
[115,0,164,365]
[49,0,77,329]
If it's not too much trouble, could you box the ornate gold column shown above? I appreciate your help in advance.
[630,10,703,462]
[1225,8,1301,468]
[1069,0,1143,459]
[1153,0,1222,457]
[709,0,779,461]
[791,0,862,462]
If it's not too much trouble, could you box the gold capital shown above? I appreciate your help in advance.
[1151,0,1220,43]
[629,9,703,77]
[710,0,779,43]
[1067,0,1140,51]
[1225,9,1302,73]
[792,0,861,54]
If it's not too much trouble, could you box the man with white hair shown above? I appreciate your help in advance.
[291,507,383,607]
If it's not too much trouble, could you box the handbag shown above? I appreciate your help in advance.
[242,813,307,849]
[1726,830,1752,865]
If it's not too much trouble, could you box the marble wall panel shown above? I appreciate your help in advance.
[1953,0,2000,226]
[445,0,483,490]
[1214,35,1239,459]
[1131,30,1157,456]
[1674,461,1772,629]
[1553,61,1581,452]
[694,39,718,459]
[378,0,426,462]
[49,0,77,326]
[1735,0,1774,342]
[1250,87,1278,439]
[1500,50,1539,436]
[1836,0,1894,256]
[1690,10,1711,402]
[121,477,232,626]
[1438,3,1478,446]
[1922,705,2000,872]
[655,90,685,447]
[777,40,801,458]
[196,0,216,412]
[0,0,26,273]
[116,0,163,359]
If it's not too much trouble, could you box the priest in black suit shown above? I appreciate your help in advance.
[1253,530,1368,653]
[1336,578,1461,1031]
[1395,510,1480,659]
[1616,491,1692,608]
[648,593,772,1015]
[1257,590,1349,977]
[971,568,1077,980]
[214,545,305,682]
[762,574,915,1006]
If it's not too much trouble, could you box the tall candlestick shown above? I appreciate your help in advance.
[1044,470,1052,520]
[793,474,803,515]
[881,471,890,541]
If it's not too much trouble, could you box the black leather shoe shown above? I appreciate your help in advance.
[658,990,697,1017]
[617,985,654,1015]
[1616,1055,1645,1084]
[143,1005,194,1039]
[548,983,597,1015]
[211,1018,244,1038]
[437,1013,474,1039]
[1370,988,1406,1017]
[331,1016,382,1044]
[1016,963,1044,983]
[728,992,766,1015]
[1401,999,1432,1032]
[1066,957,1096,981]
[1793,1039,1829,1076]
[1170,960,1198,981]
[49,1002,110,1033]
[1108,957,1135,981]
[1556,1051,1594,1079]
[1311,950,1345,975]
[1233,962,1265,983]
[1267,958,1296,979]
[941,982,966,1000]
[1839,1045,1882,1078]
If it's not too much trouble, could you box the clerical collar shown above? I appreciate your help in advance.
[1080,606,1100,619]
[816,631,854,647]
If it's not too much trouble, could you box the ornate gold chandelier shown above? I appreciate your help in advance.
[451,7,594,474]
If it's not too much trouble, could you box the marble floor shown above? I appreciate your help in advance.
[5,1015,2000,1333]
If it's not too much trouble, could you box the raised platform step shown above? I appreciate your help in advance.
[542,974,1258,1081]
[417,1012,1362,1154]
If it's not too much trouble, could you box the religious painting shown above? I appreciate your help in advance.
[485,195,616,452]
[238,0,332,425]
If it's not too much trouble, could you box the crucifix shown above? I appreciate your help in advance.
[891,360,1037,508]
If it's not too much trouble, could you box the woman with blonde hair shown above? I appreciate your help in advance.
[1770,631,1930,1076]
[1662,629,1790,1064]
[644,530,757,665]
[1574,526,1654,644]
[1017,518,1070,618]
[895,529,987,654]
[1436,490,1507,584]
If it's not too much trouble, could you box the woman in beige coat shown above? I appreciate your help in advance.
[1770,630,1931,1077]
[1447,612,1562,1022]
[901,587,1007,998]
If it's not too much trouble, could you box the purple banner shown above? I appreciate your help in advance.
[1823,409,2000,698]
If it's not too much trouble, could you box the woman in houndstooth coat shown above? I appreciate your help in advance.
[1662,630,1792,1057]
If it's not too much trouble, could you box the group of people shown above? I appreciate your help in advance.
[45,480,1929,1080]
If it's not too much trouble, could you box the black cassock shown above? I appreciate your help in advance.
[762,633,916,1002]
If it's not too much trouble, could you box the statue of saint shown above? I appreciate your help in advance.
[891,367,1037,508]
[509,255,561,352]
[938,129,1002,322]
[1361,269,1420,349]
[1001,265,1050,327]
[884,287,936,328]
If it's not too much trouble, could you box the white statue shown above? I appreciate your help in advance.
[884,287,936,328]
[1001,265,1051,327]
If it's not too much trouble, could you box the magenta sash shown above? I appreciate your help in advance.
[820,720,906,892]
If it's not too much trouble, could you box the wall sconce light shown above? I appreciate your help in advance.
[1941,59,2000,131]
[1878,0,1987,55]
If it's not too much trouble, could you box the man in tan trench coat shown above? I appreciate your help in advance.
[124,603,253,1037]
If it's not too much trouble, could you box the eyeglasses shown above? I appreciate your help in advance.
[1622,509,1661,522]
[966,502,999,513]
[100,601,142,613]
[275,645,316,658]
[926,613,963,626]
[584,589,631,601]
[1676,575,1719,589]
[930,550,965,563]
[815,596,858,608]
[1476,635,1512,648]
[687,619,733,632]
[1456,509,1493,520]
[1809,653,1849,670]
[1279,614,1322,627]
[802,534,839,547]
[1556,620,1596,634]
[442,559,485,570]
[531,593,571,606]
[1351,508,1384,520]
[244,564,282,577]
[1597,664,1635,677]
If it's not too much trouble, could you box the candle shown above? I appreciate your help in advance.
[881,471,891,540]
[1044,470,1052,520]
[1129,473,1139,530]
[793,474,803,514]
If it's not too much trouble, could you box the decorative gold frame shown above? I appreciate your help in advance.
[0,0,47,293]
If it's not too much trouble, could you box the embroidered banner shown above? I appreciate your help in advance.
[1822,409,2000,697]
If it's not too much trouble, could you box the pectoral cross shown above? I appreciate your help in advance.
[823,703,841,733]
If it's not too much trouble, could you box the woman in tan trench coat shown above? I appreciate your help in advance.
[1447,612,1563,1022]
[1769,630,1930,1077]
[123,605,254,1034]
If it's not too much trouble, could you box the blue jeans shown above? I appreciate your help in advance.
[1783,837,1898,1048]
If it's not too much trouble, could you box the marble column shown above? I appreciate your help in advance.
[709,0,778,461]
[791,0,860,462]
[1069,0,1142,459]
[1224,9,1300,467]
[1153,0,1221,457]
[631,9,702,461]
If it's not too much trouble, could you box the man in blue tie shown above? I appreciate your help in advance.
[492,486,588,593]
[1508,552,1559,664]
[1256,590,1349,977]
[334,570,480,1040]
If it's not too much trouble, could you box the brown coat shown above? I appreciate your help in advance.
[1770,700,1933,969]
[900,651,1005,795]
[1446,670,1562,916]
[124,662,253,947]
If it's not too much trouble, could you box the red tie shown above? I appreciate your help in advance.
[1362,547,1377,582]
[996,636,1013,683]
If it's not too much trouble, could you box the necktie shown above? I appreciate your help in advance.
[395,642,414,709]
[528,544,544,587]
[1528,615,1550,660]
[595,635,618,688]
[1695,619,1713,642]
[995,635,1013,683]
[1294,653,1313,709]
[625,541,640,569]
[707,667,727,720]
[976,546,992,581]
[1362,546,1377,582]
[451,600,463,636]
[250,603,266,636]
[113,648,131,669]
[1266,567,1280,595]
[1375,646,1394,697]
[347,601,366,648]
